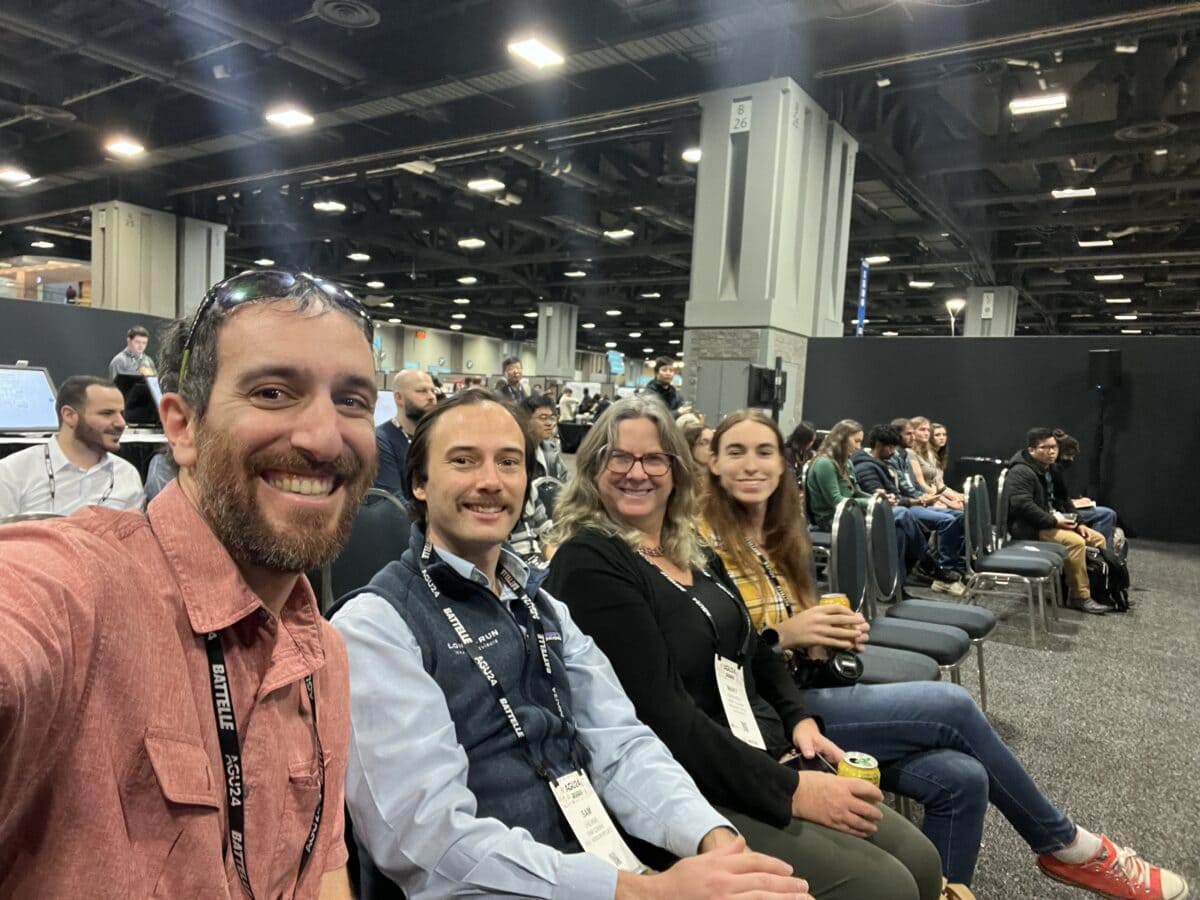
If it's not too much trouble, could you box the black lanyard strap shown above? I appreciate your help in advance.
[639,553,754,663]
[205,631,324,899]
[420,542,580,780]
[43,443,115,509]
[744,537,794,619]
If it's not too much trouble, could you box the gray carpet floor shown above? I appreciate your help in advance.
[906,540,1199,899]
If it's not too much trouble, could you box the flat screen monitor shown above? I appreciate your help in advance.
[374,391,397,426]
[145,375,163,407]
[0,365,58,433]
[114,373,160,427]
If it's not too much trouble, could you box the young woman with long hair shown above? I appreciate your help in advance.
[699,408,1186,899]
[909,417,963,509]
[802,419,871,531]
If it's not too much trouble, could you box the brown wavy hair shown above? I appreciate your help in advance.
[701,410,816,609]
[816,418,863,481]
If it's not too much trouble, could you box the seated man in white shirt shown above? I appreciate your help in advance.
[0,376,146,518]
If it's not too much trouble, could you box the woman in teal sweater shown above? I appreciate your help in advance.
[804,419,871,531]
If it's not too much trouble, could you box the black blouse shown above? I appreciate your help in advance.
[545,528,815,827]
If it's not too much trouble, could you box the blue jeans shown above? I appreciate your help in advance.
[893,507,926,588]
[1078,505,1118,550]
[803,681,1076,884]
[906,506,965,573]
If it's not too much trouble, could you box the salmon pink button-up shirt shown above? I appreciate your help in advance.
[0,480,349,899]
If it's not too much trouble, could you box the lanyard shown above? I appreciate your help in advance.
[639,552,754,664]
[419,542,579,780]
[43,443,114,510]
[205,631,324,899]
[744,537,794,621]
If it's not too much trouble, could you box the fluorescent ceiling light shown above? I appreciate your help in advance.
[347,252,371,262]
[1154,147,1169,157]
[0,166,31,184]
[254,257,275,266]
[604,341,617,348]
[581,322,595,329]
[467,177,506,193]
[1051,187,1096,199]
[681,147,702,164]
[1121,328,1142,334]
[366,280,385,289]
[907,279,935,289]
[1008,92,1068,116]
[452,297,471,305]
[1093,273,1124,282]
[883,331,900,336]
[457,275,478,285]
[457,236,486,250]
[312,199,346,213]
[643,348,655,354]
[507,37,565,69]
[264,105,314,129]
[524,311,539,318]
[451,312,467,319]
[668,339,680,345]
[1114,313,1138,321]
[605,309,622,316]
[380,301,394,308]
[875,75,892,88]
[658,320,674,328]
[603,228,635,241]
[628,331,642,338]
[1114,38,1138,54]
[387,317,402,324]
[864,254,890,265]
[1104,297,1132,304]
[449,324,462,331]
[105,136,145,157]
[563,269,587,278]
[675,351,684,358]
[640,291,661,298]
[30,240,54,249]
[1077,237,1113,248]
[510,323,525,330]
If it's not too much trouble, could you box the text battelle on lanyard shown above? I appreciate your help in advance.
[640,553,766,750]
[43,443,114,511]
[205,631,324,899]
[420,542,644,873]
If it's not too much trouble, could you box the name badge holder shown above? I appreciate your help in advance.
[640,553,766,750]
[420,543,644,873]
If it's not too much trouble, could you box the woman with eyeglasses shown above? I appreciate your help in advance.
[696,408,1186,900]
[545,397,943,900]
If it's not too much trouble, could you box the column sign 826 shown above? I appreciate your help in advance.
[730,98,752,134]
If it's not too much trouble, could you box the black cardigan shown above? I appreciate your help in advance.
[545,529,813,827]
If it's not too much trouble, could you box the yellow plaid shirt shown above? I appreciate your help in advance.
[699,521,795,632]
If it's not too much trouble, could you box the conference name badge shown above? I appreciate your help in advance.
[549,769,645,873]
[713,655,767,749]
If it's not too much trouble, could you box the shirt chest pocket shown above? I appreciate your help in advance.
[120,728,224,897]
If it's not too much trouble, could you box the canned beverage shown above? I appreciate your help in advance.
[837,751,881,787]
[819,593,851,609]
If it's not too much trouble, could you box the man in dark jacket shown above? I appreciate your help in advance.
[1006,427,1107,614]
[644,356,683,416]
[374,368,437,501]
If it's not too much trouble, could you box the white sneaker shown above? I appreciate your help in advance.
[933,579,966,597]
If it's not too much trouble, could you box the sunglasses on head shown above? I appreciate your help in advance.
[178,270,374,385]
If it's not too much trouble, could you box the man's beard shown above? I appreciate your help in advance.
[192,425,375,573]
[404,398,433,422]
[75,418,120,455]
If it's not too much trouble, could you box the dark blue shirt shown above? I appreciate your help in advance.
[374,420,411,500]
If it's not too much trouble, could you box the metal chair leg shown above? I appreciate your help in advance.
[1027,584,1039,647]
[940,663,962,687]
[973,639,987,713]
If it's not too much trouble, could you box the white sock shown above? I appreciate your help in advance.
[1052,827,1103,864]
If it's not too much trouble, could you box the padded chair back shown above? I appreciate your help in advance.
[800,460,815,523]
[962,476,985,570]
[319,488,412,613]
[864,495,900,613]
[995,466,1015,543]
[532,476,565,519]
[973,474,997,554]
[829,498,869,613]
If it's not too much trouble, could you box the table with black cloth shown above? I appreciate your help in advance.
[558,421,591,454]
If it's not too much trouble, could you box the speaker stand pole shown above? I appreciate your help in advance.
[1087,386,1106,501]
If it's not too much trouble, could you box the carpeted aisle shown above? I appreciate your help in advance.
[927,540,1199,899]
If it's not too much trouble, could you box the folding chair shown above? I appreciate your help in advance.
[315,487,412,614]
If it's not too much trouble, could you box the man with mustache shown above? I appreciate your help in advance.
[0,271,377,899]
[0,374,146,517]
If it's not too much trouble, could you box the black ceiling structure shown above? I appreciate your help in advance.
[2,0,1200,353]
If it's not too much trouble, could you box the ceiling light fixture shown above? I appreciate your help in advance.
[883,331,900,336]
[366,280,385,289]
[1093,273,1124,282]
[605,309,622,316]
[658,320,674,328]
[604,341,617,349]
[1104,297,1132,304]
[603,227,635,241]
[264,105,315,129]
[312,199,346,213]
[563,269,587,278]
[507,37,565,69]
[30,240,54,249]
[347,251,371,262]
[254,257,276,266]
[1114,313,1138,321]
[457,275,478,285]
[524,311,539,318]
[380,301,394,308]
[105,135,145,157]
[467,177,506,193]
[907,279,935,289]
[451,312,467,320]
[1051,186,1097,199]
[1008,92,1068,116]
[452,297,471,305]
[681,147,702,164]
[1120,328,1142,334]
[1153,147,1169,157]
[945,297,967,314]
[457,236,486,250]
[1077,237,1114,248]
[1114,38,1139,54]
[387,317,402,324]
[668,339,680,345]
[510,323,525,330]
[875,74,892,88]
[864,254,890,265]
[581,322,595,329]
[628,331,642,338]
[643,348,655,354]
[640,291,661,299]
[449,323,463,331]
[675,351,684,358]
[0,166,31,184]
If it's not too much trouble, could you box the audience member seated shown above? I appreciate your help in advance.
[1006,428,1108,614]
[331,392,811,900]
[557,386,580,422]
[683,421,715,471]
[785,421,817,482]
[803,419,873,533]
[0,375,145,517]
[888,418,967,594]
[374,368,438,501]
[143,448,177,502]
[525,394,570,482]
[108,324,157,379]
[547,397,942,900]
[851,424,943,592]
[643,355,684,416]
[1054,429,1122,554]
[689,408,1188,898]
[930,422,953,485]
[594,391,613,418]
[495,355,528,404]
[675,410,705,430]
[909,417,963,510]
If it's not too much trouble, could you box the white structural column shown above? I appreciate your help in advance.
[683,77,858,430]
[963,286,1018,336]
[535,301,578,379]
[90,200,226,317]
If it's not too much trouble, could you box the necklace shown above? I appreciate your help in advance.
[641,544,666,557]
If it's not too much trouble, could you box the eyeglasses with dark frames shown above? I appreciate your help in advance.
[178,270,374,385]
[606,450,674,477]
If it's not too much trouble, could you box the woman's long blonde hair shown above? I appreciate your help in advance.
[910,415,937,464]
[551,396,707,570]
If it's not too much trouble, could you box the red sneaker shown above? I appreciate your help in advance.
[1037,834,1189,899]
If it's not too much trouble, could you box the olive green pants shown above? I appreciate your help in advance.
[716,804,943,900]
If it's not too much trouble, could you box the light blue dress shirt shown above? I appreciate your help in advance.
[333,544,731,900]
